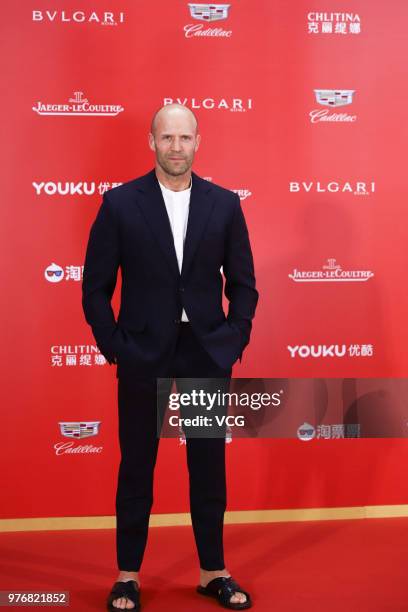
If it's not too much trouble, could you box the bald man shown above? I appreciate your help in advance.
[82,104,258,611]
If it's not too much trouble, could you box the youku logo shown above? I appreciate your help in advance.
[163,97,252,112]
[32,91,124,117]
[34,182,95,196]
[289,259,374,283]
[287,345,374,358]
[184,3,232,37]
[310,89,357,123]
[32,10,125,26]
[32,181,123,196]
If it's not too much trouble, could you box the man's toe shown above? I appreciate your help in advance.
[112,597,134,610]
[230,591,247,604]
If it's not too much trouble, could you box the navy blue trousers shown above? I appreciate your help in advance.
[115,322,231,571]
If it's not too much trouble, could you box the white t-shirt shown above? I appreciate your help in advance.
[158,179,191,322]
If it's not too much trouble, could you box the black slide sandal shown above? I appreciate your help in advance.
[106,580,141,611]
[197,576,252,609]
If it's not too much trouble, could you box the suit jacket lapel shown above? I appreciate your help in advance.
[133,170,214,281]
[181,173,214,279]
[134,170,180,279]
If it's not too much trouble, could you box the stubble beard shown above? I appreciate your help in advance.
[157,152,193,177]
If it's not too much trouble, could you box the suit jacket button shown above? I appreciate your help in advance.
[179,287,185,292]
[174,318,180,324]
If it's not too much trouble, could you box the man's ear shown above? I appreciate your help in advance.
[195,134,201,152]
[148,132,155,151]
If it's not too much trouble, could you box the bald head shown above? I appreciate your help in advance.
[151,104,198,136]
[148,103,201,182]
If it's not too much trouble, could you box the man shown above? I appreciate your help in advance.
[82,104,258,610]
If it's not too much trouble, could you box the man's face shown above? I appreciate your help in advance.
[149,109,200,177]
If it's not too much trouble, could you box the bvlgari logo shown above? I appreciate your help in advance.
[310,89,357,122]
[59,421,101,439]
[32,10,125,26]
[163,97,252,112]
[32,91,124,117]
[184,3,232,37]
[289,259,374,283]
[289,180,375,196]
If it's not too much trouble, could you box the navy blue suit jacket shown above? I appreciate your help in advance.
[82,169,258,377]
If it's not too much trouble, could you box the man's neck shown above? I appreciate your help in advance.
[155,167,192,192]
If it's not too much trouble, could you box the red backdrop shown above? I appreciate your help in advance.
[2,0,408,519]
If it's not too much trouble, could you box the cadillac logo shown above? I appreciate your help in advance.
[314,89,355,107]
[188,3,230,21]
[59,421,101,439]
